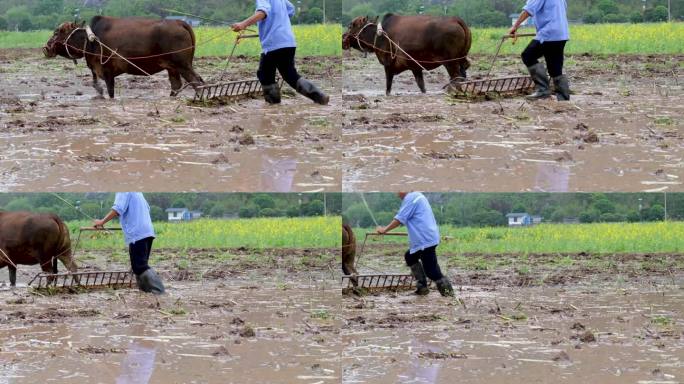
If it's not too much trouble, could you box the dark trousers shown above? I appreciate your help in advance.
[129,237,154,275]
[521,39,567,78]
[257,47,301,90]
[405,246,444,281]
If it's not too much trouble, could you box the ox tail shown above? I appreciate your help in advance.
[50,215,72,272]
[456,17,472,54]
[180,21,197,58]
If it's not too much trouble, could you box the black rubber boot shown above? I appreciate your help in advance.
[409,263,429,296]
[296,78,329,105]
[137,268,165,295]
[526,63,551,100]
[8,267,16,287]
[262,83,281,104]
[552,75,570,101]
[435,277,455,297]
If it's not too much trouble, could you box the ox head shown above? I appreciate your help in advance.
[342,16,378,52]
[43,21,86,59]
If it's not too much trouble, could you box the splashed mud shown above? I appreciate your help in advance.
[0,247,340,383]
[0,49,342,192]
[343,53,683,192]
[342,245,684,383]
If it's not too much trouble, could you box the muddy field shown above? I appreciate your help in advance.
[343,243,684,383]
[0,248,340,383]
[343,53,683,192]
[0,48,342,192]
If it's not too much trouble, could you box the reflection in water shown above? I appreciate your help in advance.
[261,156,297,192]
[399,339,441,384]
[116,342,157,384]
[534,164,570,192]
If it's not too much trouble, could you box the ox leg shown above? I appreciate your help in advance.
[91,70,104,99]
[412,69,426,93]
[59,254,78,274]
[342,261,359,288]
[8,266,16,287]
[58,253,79,284]
[384,67,394,96]
[104,75,116,99]
[179,67,205,89]
[445,61,468,83]
[168,69,183,97]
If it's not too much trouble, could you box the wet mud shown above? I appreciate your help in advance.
[343,246,684,383]
[343,53,684,192]
[0,247,340,383]
[0,49,342,192]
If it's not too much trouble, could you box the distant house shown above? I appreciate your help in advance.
[509,13,535,27]
[531,215,543,225]
[165,16,202,28]
[165,208,203,222]
[506,213,532,227]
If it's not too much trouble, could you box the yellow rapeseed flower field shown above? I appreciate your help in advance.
[70,216,341,250]
[356,221,684,254]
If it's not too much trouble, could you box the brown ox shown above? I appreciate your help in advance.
[343,14,472,95]
[44,16,204,98]
[342,223,358,287]
[0,211,77,286]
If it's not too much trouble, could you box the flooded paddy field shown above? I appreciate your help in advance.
[0,49,342,192]
[0,247,340,383]
[343,244,684,383]
[343,53,683,192]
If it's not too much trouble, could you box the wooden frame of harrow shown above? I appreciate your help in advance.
[28,227,137,292]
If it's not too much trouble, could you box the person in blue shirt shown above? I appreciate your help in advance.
[376,192,454,297]
[93,192,165,294]
[232,0,329,105]
[510,0,571,101]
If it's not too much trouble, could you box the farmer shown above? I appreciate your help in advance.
[376,192,454,297]
[509,0,571,101]
[231,0,329,105]
[93,192,165,294]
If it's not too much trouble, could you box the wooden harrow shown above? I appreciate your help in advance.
[192,77,283,102]
[190,32,286,102]
[28,270,135,291]
[28,227,137,292]
[447,33,536,98]
[342,232,412,292]
[342,232,452,293]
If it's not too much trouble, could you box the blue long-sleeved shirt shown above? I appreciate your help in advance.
[524,0,570,43]
[255,0,297,53]
[394,192,440,254]
[112,193,155,245]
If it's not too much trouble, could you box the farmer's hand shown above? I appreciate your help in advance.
[231,22,247,32]
[508,26,518,37]
[376,226,386,234]
[93,219,106,228]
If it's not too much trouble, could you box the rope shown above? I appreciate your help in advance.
[359,193,379,227]
[0,248,17,269]
[50,193,95,220]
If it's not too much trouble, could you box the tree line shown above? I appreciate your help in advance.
[343,193,683,227]
[343,0,683,27]
[0,193,342,222]
[0,0,342,31]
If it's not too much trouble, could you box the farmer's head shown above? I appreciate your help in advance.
[397,192,409,199]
